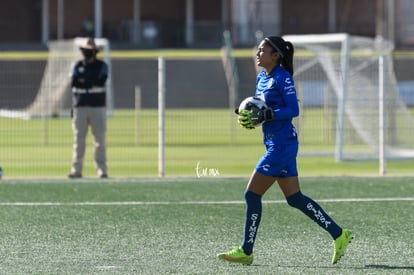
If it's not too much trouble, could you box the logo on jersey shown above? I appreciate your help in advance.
[284,77,296,95]
[285,78,292,85]
[267,78,274,89]
[260,164,270,172]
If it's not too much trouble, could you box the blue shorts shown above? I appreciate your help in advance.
[255,143,298,178]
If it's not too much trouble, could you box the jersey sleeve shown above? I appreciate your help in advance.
[273,74,299,120]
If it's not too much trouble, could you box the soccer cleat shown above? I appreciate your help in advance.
[332,229,353,264]
[217,247,253,265]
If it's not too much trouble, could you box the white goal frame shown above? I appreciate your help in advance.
[283,33,395,175]
[283,33,350,162]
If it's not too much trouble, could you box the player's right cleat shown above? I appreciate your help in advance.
[217,247,253,265]
[332,229,353,264]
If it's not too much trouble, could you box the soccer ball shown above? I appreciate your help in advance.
[237,96,268,127]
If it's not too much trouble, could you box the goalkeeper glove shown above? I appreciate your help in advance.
[237,109,255,129]
[235,108,274,129]
[258,107,274,122]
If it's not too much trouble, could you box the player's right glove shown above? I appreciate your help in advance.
[237,109,255,129]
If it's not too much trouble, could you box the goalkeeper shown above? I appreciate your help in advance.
[218,36,353,265]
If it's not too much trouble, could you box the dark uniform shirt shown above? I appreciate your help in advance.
[71,59,108,107]
[255,65,299,145]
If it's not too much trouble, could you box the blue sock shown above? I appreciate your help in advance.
[286,191,342,239]
[241,190,262,255]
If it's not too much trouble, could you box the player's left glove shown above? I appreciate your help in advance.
[237,109,255,129]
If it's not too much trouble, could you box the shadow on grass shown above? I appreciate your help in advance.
[236,264,414,272]
[365,264,414,271]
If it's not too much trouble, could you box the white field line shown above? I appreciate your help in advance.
[0,197,413,206]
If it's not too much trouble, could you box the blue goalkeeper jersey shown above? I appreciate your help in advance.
[255,65,299,145]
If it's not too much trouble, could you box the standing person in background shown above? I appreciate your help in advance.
[68,37,109,179]
[217,36,353,265]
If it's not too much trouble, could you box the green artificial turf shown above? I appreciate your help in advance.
[0,177,412,274]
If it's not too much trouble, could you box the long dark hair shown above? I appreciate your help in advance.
[264,36,294,76]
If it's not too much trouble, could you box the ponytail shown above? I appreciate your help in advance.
[281,41,294,76]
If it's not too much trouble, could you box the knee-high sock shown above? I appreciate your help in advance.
[241,190,262,255]
[286,191,342,239]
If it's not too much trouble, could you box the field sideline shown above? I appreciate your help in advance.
[0,177,412,274]
[1,196,413,206]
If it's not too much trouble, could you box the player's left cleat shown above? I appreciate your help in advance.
[332,229,353,264]
[217,247,253,265]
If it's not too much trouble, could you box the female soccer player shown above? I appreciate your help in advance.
[217,36,353,265]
